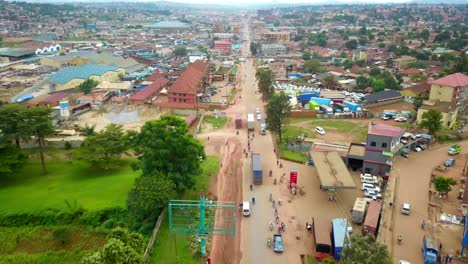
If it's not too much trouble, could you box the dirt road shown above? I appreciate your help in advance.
[391,141,468,263]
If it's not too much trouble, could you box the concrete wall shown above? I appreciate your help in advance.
[289,111,317,118]
[429,84,454,103]
[417,107,458,127]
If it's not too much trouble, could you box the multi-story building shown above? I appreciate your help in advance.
[260,32,291,43]
[214,40,232,53]
[363,122,405,176]
[417,73,468,127]
[167,60,210,106]
[261,44,286,56]
[393,55,417,69]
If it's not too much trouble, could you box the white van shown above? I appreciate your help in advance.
[360,174,378,183]
[242,201,251,216]
[401,203,410,215]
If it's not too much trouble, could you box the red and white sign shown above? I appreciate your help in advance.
[290,168,298,189]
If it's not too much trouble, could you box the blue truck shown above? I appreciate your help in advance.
[422,235,438,264]
[343,101,362,113]
[333,103,350,113]
[332,218,352,260]
[252,153,262,184]
[310,97,332,106]
[298,92,320,103]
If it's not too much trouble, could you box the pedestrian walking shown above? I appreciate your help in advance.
[281,222,285,232]
[277,160,279,165]
[439,253,444,263]
[276,216,279,224]
[445,254,449,264]
[449,252,454,263]
[440,242,443,251]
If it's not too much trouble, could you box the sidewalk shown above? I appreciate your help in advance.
[377,171,398,256]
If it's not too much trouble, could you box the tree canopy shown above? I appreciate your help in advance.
[432,176,457,195]
[127,174,175,220]
[303,60,324,74]
[341,234,391,264]
[265,92,292,143]
[133,115,205,192]
[75,124,129,170]
[345,40,358,50]
[173,46,187,56]
[250,42,258,55]
[0,104,30,147]
[78,79,99,94]
[419,109,443,136]
[26,106,55,174]
[255,68,275,101]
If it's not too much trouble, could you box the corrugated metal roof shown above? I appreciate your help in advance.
[50,64,119,84]
[0,48,35,57]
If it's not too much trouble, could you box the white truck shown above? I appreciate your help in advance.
[352,198,366,224]
[247,114,255,131]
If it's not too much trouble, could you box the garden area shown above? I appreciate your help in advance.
[203,115,229,129]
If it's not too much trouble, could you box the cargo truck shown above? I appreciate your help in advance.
[343,101,362,113]
[319,105,334,114]
[247,113,255,131]
[422,235,438,264]
[312,217,332,261]
[252,153,262,184]
[235,113,242,129]
[448,144,461,156]
[362,201,382,236]
[333,103,350,113]
[352,198,366,224]
[332,218,352,260]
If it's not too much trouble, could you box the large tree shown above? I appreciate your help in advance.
[78,79,99,94]
[173,46,187,56]
[345,40,358,50]
[419,109,443,136]
[303,60,323,74]
[75,124,129,170]
[0,104,30,147]
[26,107,55,175]
[250,42,258,55]
[432,176,457,195]
[127,174,175,220]
[266,92,292,143]
[134,115,205,192]
[341,234,391,264]
[0,140,26,177]
[255,68,275,101]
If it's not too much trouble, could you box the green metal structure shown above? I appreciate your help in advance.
[168,196,237,256]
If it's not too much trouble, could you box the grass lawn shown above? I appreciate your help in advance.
[278,145,308,164]
[228,88,238,104]
[0,159,139,214]
[204,115,228,129]
[282,125,315,142]
[149,156,220,264]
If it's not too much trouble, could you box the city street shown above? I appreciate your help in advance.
[392,141,468,263]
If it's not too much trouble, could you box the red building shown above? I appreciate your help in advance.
[168,60,210,106]
[214,40,232,53]
[130,77,169,104]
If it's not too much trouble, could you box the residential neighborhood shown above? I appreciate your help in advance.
[0,1,467,264]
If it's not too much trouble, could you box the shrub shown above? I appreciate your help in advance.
[53,226,72,245]
[64,141,72,150]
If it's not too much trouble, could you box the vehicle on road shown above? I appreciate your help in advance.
[273,234,284,253]
[247,114,255,131]
[312,218,332,260]
[401,203,410,215]
[352,198,366,224]
[422,235,439,264]
[315,126,326,135]
[256,113,262,120]
[332,218,352,260]
[260,123,266,135]
[362,201,382,236]
[235,113,242,129]
[444,158,455,167]
[242,201,250,216]
[256,107,260,114]
[252,153,262,184]
[399,261,411,264]
[448,144,461,155]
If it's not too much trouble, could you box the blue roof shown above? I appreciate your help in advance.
[145,21,192,29]
[332,218,350,248]
[50,64,118,84]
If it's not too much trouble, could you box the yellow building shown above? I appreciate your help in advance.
[261,32,290,43]
[393,56,416,69]
[50,64,124,91]
[417,101,458,127]
[40,51,93,69]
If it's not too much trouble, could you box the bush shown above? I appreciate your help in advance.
[64,141,72,150]
[102,219,116,229]
[53,226,72,245]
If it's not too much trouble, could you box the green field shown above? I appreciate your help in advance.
[204,115,229,129]
[149,156,220,264]
[0,159,139,213]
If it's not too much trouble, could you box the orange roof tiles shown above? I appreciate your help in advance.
[170,60,209,95]
[131,77,169,101]
[429,73,468,88]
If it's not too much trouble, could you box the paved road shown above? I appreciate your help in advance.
[392,141,468,263]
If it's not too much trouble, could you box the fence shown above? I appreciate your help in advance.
[143,207,167,263]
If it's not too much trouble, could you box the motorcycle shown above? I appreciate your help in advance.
[397,236,402,245]
[267,237,272,248]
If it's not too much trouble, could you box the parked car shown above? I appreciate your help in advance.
[256,107,260,114]
[400,138,408,144]
[364,190,382,198]
[256,113,262,120]
[360,174,378,183]
[401,152,410,158]
[381,115,390,120]
[416,143,427,150]
[414,146,422,152]
[444,158,455,167]
[315,127,326,135]
[363,195,378,203]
